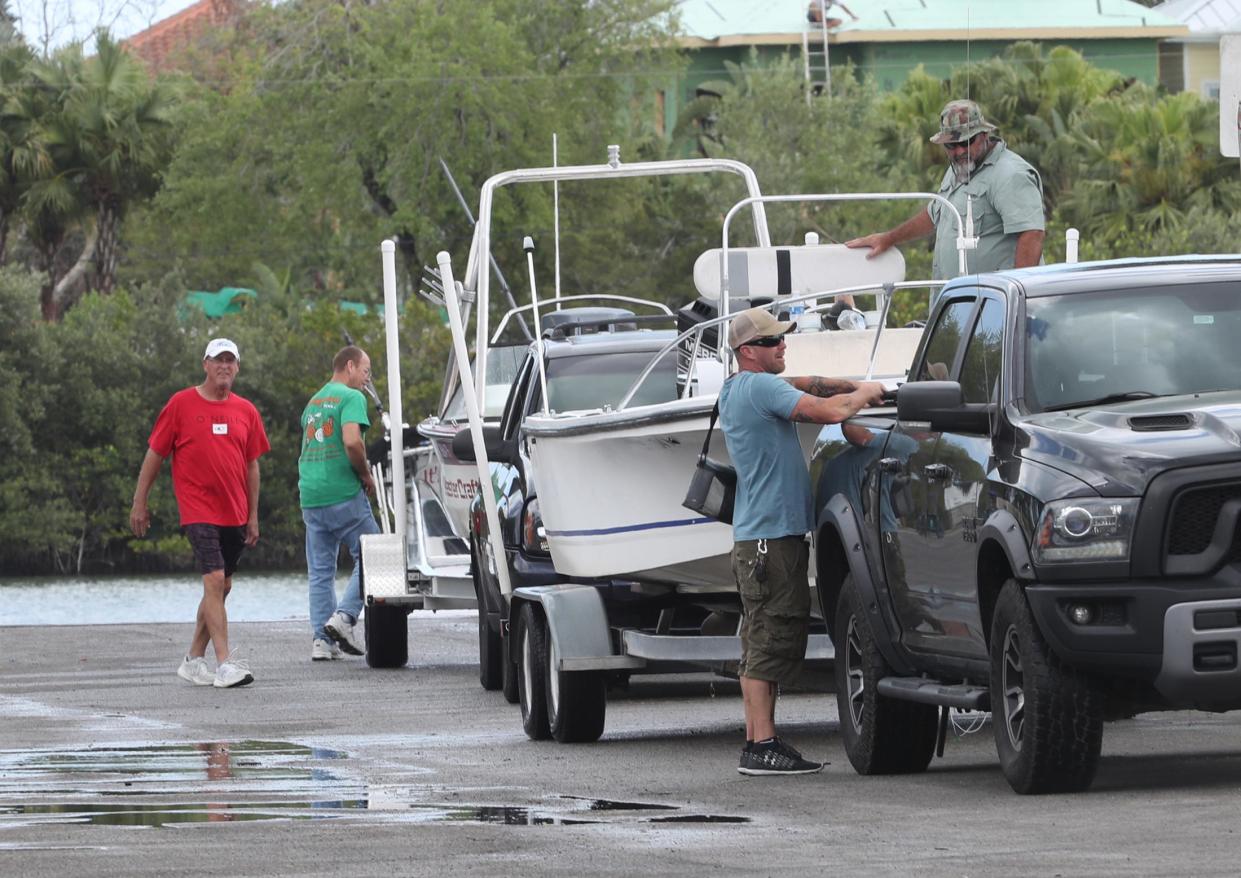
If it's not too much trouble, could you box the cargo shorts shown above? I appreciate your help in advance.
[732,535,811,686]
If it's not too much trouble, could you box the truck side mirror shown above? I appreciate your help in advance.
[451,425,512,464]
[897,381,993,433]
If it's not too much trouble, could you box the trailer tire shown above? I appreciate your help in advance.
[991,580,1102,794]
[517,603,551,740]
[835,574,937,774]
[546,636,606,743]
[364,603,409,668]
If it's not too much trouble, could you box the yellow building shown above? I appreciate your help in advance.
[1156,0,1241,99]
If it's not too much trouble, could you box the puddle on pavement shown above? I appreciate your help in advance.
[0,741,748,828]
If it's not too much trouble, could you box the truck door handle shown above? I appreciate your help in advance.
[879,457,904,474]
[923,463,952,481]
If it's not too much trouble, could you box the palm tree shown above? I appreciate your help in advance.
[26,32,177,318]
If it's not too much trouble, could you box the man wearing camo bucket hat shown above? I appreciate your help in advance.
[847,99,1044,283]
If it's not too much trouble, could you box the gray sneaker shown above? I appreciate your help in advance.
[737,738,824,776]
[214,651,254,688]
[177,655,215,686]
[325,611,364,656]
[311,639,341,661]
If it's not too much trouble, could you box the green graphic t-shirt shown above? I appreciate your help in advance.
[298,381,370,508]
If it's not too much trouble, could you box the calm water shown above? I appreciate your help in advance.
[0,571,312,627]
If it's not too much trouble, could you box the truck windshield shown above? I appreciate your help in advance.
[1024,282,1241,413]
[544,349,677,413]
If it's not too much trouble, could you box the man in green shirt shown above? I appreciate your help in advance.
[299,345,379,661]
[847,100,1045,283]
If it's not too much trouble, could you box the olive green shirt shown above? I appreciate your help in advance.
[927,139,1044,281]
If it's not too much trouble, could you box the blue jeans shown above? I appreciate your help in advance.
[302,491,379,641]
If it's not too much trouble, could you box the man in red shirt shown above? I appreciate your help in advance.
[130,338,271,688]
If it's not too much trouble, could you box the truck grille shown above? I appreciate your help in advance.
[1167,484,1241,557]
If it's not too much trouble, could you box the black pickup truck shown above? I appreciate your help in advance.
[811,256,1241,794]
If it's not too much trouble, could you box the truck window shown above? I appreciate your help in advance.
[917,299,976,382]
[959,299,1005,404]
[1024,281,1241,412]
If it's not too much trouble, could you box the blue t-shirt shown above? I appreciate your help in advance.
[718,372,814,541]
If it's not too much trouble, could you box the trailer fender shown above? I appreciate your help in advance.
[511,584,613,665]
[818,492,914,675]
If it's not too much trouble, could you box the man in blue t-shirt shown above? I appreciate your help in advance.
[720,307,884,776]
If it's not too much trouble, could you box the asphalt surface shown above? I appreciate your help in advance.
[3,614,1241,876]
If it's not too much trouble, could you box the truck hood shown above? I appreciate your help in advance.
[1017,392,1241,495]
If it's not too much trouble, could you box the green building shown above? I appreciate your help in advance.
[671,0,1187,125]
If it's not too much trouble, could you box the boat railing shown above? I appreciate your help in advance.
[490,294,674,344]
[613,279,944,412]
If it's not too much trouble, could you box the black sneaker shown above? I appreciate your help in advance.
[737,738,823,776]
[739,740,753,769]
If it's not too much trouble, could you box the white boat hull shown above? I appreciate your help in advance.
[526,398,819,587]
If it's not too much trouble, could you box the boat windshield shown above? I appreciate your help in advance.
[443,345,526,421]
[1024,281,1241,413]
[544,349,678,413]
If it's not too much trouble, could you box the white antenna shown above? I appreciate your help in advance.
[553,133,561,300]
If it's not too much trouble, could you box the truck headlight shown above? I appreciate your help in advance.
[1032,498,1139,563]
[521,498,549,555]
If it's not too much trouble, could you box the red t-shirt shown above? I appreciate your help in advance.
[148,387,271,526]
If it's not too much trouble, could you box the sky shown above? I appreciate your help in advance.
[12,0,200,53]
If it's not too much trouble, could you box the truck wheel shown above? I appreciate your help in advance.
[545,635,606,743]
[364,603,409,668]
[477,610,503,691]
[516,603,551,740]
[835,574,937,774]
[990,580,1102,794]
[501,628,520,704]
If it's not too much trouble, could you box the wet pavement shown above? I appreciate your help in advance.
[3,616,1241,875]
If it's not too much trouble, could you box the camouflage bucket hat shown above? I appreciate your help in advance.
[929,99,997,145]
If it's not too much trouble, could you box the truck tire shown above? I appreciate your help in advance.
[990,580,1103,794]
[546,634,606,743]
[835,574,937,774]
[501,630,520,704]
[478,610,503,691]
[364,603,409,668]
[517,602,551,740]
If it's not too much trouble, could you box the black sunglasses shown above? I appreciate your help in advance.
[741,334,786,348]
[944,133,981,150]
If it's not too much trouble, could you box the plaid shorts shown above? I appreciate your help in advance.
[183,523,247,577]
[732,536,811,686]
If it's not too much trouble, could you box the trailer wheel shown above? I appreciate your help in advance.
[991,580,1102,794]
[364,603,409,668]
[517,603,551,740]
[546,636,606,744]
[835,574,937,774]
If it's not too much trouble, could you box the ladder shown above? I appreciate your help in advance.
[802,1,831,102]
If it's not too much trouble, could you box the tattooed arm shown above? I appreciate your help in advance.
[788,380,886,424]
[784,375,858,397]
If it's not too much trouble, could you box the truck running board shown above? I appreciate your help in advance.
[877,677,991,710]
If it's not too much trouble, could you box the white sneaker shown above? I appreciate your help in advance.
[324,611,364,656]
[213,651,254,688]
[311,638,341,661]
[177,655,215,686]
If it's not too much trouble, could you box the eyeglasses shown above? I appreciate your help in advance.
[741,334,786,348]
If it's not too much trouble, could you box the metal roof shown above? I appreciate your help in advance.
[1154,0,1241,35]
[678,0,1187,43]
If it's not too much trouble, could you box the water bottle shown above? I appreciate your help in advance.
[788,302,805,331]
